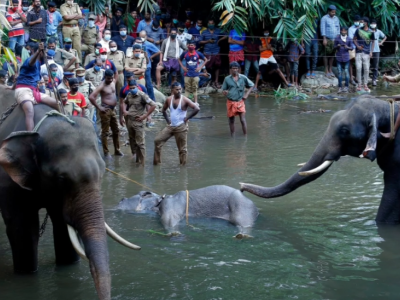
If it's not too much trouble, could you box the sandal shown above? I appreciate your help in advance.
[357,85,362,91]
[306,71,311,79]
[311,72,316,79]
[364,85,370,93]
[330,73,336,78]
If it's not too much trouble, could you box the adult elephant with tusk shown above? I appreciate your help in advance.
[241,95,400,225]
[0,97,139,300]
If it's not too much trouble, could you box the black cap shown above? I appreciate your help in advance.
[230,61,240,68]
[48,2,56,7]
[353,15,361,21]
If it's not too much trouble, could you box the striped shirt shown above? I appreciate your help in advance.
[6,9,25,37]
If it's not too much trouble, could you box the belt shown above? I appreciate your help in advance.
[101,103,116,110]
[64,24,78,27]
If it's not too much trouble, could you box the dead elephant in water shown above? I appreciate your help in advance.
[117,185,259,238]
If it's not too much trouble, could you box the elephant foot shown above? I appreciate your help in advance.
[234,233,253,239]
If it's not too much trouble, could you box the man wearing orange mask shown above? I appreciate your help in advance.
[46,2,63,45]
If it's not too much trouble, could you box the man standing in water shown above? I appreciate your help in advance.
[153,82,200,166]
[222,61,254,136]
[89,69,123,157]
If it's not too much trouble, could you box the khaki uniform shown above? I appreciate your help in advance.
[85,68,105,87]
[154,123,188,166]
[53,48,76,68]
[57,81,70,92]
[63,101,82,116]
[107,50,125,94]
[124,90,156,165]
[84,53,99,67]
[60,3,82,61]
[78,79,96,120]
[124,56,147,86]
[81,25,99,55]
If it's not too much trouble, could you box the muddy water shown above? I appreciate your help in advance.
[1,88,400,299]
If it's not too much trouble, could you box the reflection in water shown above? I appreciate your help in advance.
[1,89,400,299]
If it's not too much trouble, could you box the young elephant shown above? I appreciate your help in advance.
[117,185,259,238]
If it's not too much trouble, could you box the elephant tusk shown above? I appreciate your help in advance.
[105,222,141,250]
[298,160,334,176]
[67,225,88,261]
[297,162,307,167]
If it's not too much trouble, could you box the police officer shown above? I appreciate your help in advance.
[84,43,102,67]
[57,71,75,92]
[85,58,105,87]
[124,44,147,86]
[60,0,84,62]
[107,40,125,96]
[76,67,96,120]
[57,37,80,72]
[81,14,99,60]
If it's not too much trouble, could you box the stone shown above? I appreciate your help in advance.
[300,71,339,88]
[153,88,166,103]
[315,88,332,95]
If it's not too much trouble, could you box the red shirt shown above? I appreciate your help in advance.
[67,92,87,109]
[6,8,25,37]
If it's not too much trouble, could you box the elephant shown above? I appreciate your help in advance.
[116,185,259,237]
[240,95,400,224]
[0,98,139,300]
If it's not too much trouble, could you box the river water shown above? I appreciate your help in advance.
[1,88,400,299]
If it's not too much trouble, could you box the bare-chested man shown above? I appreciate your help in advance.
[89,69,123,157]
[153,82,200,166]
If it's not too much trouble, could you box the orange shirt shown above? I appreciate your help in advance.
[260,37,273,59]
[67,92,87,108]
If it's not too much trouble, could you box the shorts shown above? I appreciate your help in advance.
[163,58,180,73]
[259,56,279,70]
[229,50,245,64]
[227,99,246,118]
[324,39,335,55]
[15,88,44,105]
[205,54,222,68]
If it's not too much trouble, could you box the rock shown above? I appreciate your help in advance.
[315,89,332,95]
[153,88,166,103]
[198,86,218,94]
[301,71,338,88]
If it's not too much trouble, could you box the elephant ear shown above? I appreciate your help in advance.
[0,131,40,190]
[361,113,377,162]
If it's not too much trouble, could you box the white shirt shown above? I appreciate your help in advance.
[40,59,64,79]
[99,39,110,52]
[177,32,192,55]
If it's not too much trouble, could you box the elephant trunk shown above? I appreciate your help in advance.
[64,187,111,300]
[241,135,340,198]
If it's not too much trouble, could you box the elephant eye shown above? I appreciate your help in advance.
[339,126,350,135]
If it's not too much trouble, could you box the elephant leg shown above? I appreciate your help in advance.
[160,212,182,234]
[47,208,80,265]
[376,171,400,224]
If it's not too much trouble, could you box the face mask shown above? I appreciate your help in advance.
[152,26,159,31]
[264,33,269,36]
[94,66,101,72]
[188,46,195,51]
[22,6,29,11]
[65,44,72,50]
[341,33,347,36]
[39,86,45,93]
[185,22,191,29]
[77,76,84,83]
[95,49,100,55]
[354,22,359,27]
[173,19,178,25]
[51,71,57,77]
[12,7,18,12]
[100,55,107,61]
[49,8,56,13]
[359,22,364,27]
[104,34,111,41]
[120,31,127,36]
[208,25,215,30]
[88,20,95,27]
[178,28,184,33]
[130,88,138,95]
[71,86,79,92]
[170,34,177,39]
[67,0,73,5]
[370,24,376,29]
[195,25,201,30]
[110,47,117,52]
[134,53,140,58]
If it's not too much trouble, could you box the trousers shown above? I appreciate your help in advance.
[337,61,349,87]
[99,108,120,155]
[355,52,370,86]
[126,117,146,165]
[145,67,155,100]
[154,123,188,166]
[371,52,380,81]
[305,42,318,71]
[62,26,82,62]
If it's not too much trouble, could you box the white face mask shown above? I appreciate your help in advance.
[104,34,111,41]
[370,24,377,29]
[100,55,107,61]
[264,33,269,36]
[110,47,117,52]
[88,20,95,27]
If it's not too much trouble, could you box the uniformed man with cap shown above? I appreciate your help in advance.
[84,43,102,67]
[124,44,147,86]
[60,0,84,61]
[107,40,125,96]
[85,58,105,88]
[81,14,99,59]
[57,71,75,92]
[76,67,96,120]
[47,37,77,72]
[58,37,80,72]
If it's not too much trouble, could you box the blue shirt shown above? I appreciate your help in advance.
[320,14,340,40]
[179,50,206,77]
[143,40,160,68]
[334,35,353,62]
[137,19,152,33]
[16,59,41,86]
[188,26,204,46]
[46,11,62,36]
[201,29,223,54]
[229,29,246,51]
[144,25,164,49]
[370,29,385,53]
[112,35,135,54]
[354,28,376,55]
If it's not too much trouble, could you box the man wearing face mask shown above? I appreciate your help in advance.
[57,71,74,92]
[124,44,147,86]
[27,0,47,43]
[60,0,84,62]
[99,29,112,52]
[6,0,27,54]
[84,43,102,66]
[46,2,62,45]
[85,48,118,82]
[22,0,31,43]
[111,8,124,37]
[46,63,62,89]
[113,25,135,54]
[188,18,206,48]
[81,14,99,59]
[76,67,95,120]
[369,20,386,86]
[157,28,187,89]
[348,15,362,86]
[85,58,106,88]
[120,80,156,165]
[67,77,87,117]
[62,37,80,72]
[107,40,126,95]
[40,49,63,79]
[144,20,164,49]
[137,11,153,34]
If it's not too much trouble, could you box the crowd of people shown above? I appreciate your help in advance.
[2,0,400,166]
